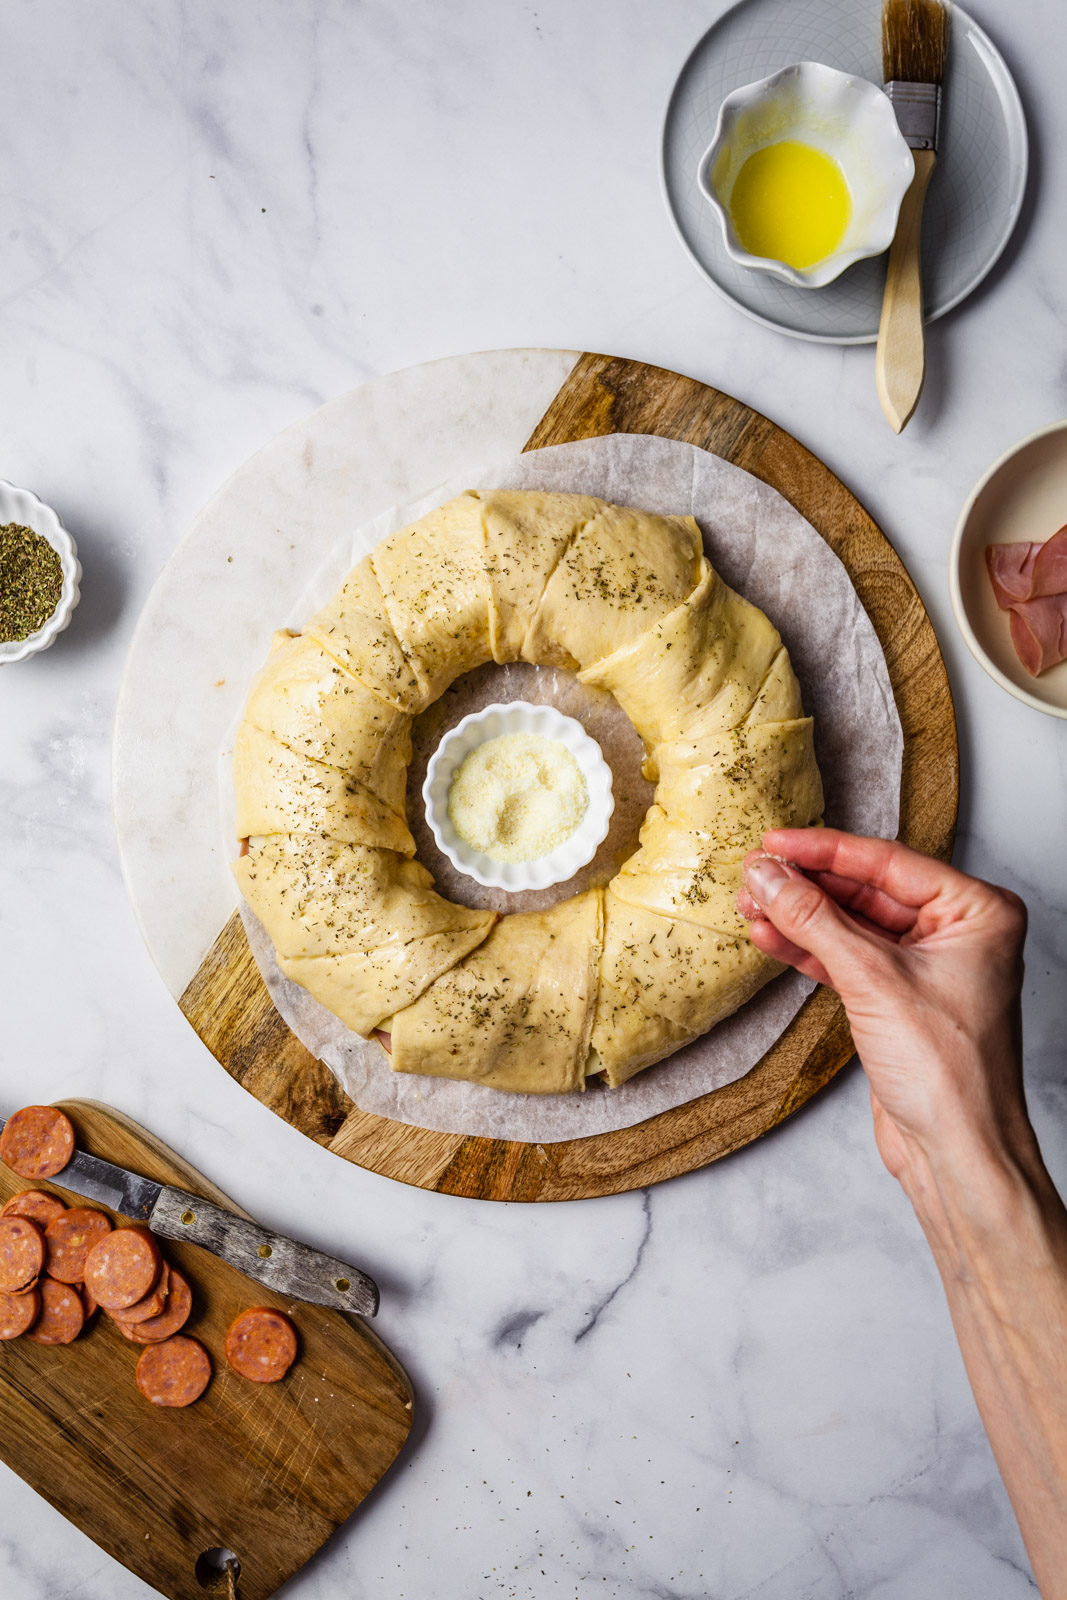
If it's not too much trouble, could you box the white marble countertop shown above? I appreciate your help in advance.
[1,2,1064,1596]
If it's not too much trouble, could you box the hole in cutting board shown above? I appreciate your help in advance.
[195,1547,241,1591]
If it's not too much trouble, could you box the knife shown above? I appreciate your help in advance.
[0,1116,379,1317]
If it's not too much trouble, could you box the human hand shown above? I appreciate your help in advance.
[741,832,1067,1594]
[739,830,1031,1191]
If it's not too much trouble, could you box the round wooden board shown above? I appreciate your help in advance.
[179,352,958,1201]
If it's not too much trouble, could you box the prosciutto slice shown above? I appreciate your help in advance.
[986,542,1042,608]
[1033,525,1067,597]
[987,527,1067,676]
[1008,595,1067,677]
[987,527,1067,606]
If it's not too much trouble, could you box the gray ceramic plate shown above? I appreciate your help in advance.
[661,0,1028,343]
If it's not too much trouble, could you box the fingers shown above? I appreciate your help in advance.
[736,884,761,921]
[748,917,833,986]
[760,829,966,908]
[740,856,903,943]
[831,904,904,944]
[807,868,917,935]
[742,854,886,990]
[761,832,1030,951]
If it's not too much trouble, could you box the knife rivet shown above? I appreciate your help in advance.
[181,1210,195,1225]
[258,1244,272,1258]
[335,1277,350,1293]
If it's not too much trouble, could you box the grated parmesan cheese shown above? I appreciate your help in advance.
[448,732,588,862]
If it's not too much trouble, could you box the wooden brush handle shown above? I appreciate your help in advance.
[876,149,937,434]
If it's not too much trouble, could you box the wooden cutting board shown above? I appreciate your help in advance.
[0,1100,412,1600]
[179,352,958,1202]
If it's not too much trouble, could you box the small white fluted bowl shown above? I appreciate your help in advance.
[0,480,81,664]
[697,60,915,289]
[422,701,615,892]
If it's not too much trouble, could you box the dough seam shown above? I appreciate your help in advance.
[368,536,494,698]
[241,711,411,827]
[512,508,596,665]
[302,628,419,721]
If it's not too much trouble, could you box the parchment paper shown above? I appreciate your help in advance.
[221,434,902,1140]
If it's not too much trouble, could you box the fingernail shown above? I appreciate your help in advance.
[744,858,789,906]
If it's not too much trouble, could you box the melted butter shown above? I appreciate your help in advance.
[448,732,588,863]
[729,140,851,270]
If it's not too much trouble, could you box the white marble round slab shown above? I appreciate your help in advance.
[112,349,578,997]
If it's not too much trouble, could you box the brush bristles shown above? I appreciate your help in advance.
[882,0,949,84]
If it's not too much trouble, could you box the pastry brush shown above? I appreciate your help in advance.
[875,0,950,432]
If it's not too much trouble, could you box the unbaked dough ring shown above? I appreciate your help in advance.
[232,491,823,1093]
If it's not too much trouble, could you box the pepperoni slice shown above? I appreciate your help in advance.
[84,1226,161,1310]
[81,1283,98,1320]
[135,1335,211,1408]
[116,1265,192,1344]
[225,1307,298,1383]
[25,1277,84,1344]
[0,1215,45,1293]
[0,1107,75,1180]
[0,1286,41,1339]
[44,1208,112,1284]
[1,1190,66,1229]
[115,1262,169,1326]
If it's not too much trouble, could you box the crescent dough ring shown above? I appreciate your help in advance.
[232,491,823,1094]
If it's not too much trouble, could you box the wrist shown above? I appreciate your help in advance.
[901,1128,1067,1302]
[883,1031,1039,1226]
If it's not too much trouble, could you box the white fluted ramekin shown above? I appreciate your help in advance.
[697,60,914,289]
[422,701,614,891]
[0,479,81,664]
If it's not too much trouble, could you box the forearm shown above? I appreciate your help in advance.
[903,1135,1067,1597]
[742,833,1060,1575]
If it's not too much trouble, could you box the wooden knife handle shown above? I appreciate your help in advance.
[875,149,937,434]
[151,1186,380,1317]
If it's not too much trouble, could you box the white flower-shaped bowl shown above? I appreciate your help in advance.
[422,701,615,891]
[0,479,81,664]
[697,60,915,289]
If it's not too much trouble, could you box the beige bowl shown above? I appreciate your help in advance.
[950,419,1067,720]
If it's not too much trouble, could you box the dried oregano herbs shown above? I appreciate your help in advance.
[0,522,63,643]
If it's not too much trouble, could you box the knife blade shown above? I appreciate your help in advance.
[0,1117,379,1317]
